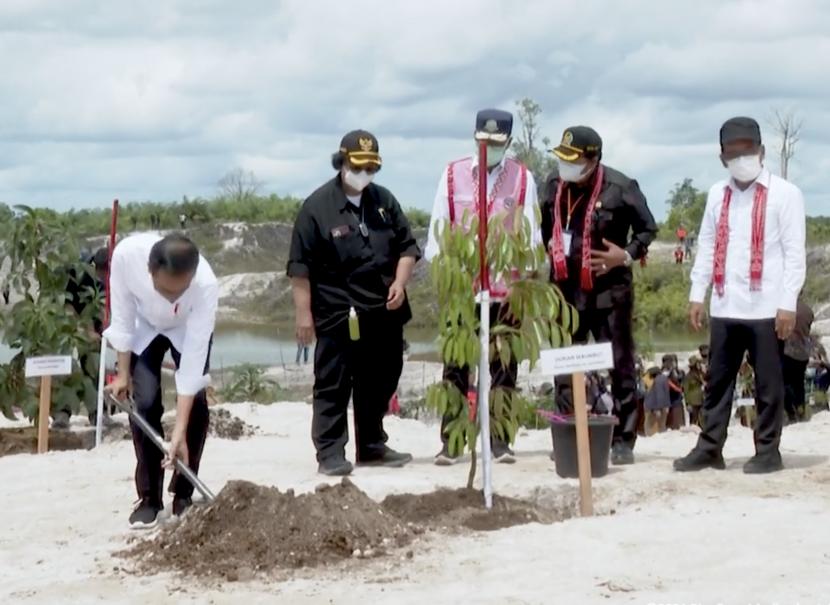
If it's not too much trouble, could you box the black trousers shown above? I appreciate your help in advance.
[696,318,784,456]
[783,355,808,421]
[312,313,404,462]
[440,304,517,447]
[130,334,211,506]
[556,299,639,448]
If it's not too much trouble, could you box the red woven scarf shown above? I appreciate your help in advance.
[548,164,605,291]
[712,182,768,297]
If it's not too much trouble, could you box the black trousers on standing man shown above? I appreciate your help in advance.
[312,312,404,463]
[555,289,639,449]
[130,334,212,507]
[696,318,784,455]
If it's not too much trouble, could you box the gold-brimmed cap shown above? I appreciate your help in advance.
[339,129,382,167]
[552,126,602,161]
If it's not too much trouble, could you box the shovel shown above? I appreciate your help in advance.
[105,392,216,502]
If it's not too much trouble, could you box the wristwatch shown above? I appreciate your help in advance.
[623,251,633,267]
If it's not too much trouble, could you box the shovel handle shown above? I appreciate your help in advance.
[106,393,215,502]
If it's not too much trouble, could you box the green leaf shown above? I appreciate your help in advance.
[570,304,580,335]
[550,323,562,348]
[465,423,477,450]
[449,429,463,457]
[561,303,571,334]
[493,419,506,442]
[438,388,448,416]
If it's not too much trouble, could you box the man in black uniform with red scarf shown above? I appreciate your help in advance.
[541,126,657,465]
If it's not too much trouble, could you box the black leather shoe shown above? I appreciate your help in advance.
[673,449,726,472]
[357,448,413,468]
[318,456,354,476]
[611,443,635,465]
[743,452,784,474]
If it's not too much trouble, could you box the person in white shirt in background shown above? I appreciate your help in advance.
[104,233,218,528]
[674,117,806,474]
[425,108,541,466]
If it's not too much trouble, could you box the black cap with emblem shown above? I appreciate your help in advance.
[475,109,513,143]
[339,129,382,167]
[552,126,603,162]
[719,117,762,149]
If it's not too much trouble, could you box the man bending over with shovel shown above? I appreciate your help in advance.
[104,233,218,529]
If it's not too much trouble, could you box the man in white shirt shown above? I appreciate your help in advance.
[425,109,541,465]
[104,233,218,527]
[674,117,806,474]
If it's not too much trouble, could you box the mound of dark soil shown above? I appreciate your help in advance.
[123,479,414,580]
[161,408,257,441]
[122,479,576,581]
[207,408,257,440]
[0,427,91,457]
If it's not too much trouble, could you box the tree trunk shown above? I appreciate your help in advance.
[467,447,477,489]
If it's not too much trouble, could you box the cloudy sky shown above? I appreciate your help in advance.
[1,0,828,220]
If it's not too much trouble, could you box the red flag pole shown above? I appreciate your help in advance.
[476,141,493,509]
[104,199,119,325]
[477,143,489,291]
[95,199,119,447]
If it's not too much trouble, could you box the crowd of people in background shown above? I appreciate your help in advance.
[616,308,828,438]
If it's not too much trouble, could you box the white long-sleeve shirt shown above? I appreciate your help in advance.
[689,168,806,320]
[103,233,219,396]
[424,155,541,261]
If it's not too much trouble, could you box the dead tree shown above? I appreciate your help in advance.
[770,109,803,179]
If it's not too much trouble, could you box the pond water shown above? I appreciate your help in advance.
[0,325,704,368]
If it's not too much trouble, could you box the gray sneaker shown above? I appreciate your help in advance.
[318,456,354,476]
[492,442,516,464]
[434,445,459,466]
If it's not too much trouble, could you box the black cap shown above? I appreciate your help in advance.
[339,130,382,167]
[475,109,513,143]
[720,117,761,148]
[552,126,602,161]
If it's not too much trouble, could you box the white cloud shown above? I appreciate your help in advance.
[0,0,828,219]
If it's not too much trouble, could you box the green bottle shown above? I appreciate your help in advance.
[348,307,360,341]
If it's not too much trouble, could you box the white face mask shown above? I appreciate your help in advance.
[342,169,375,192]
[726,154,763,183]
[479,144,507,168]
[558,160,591,183]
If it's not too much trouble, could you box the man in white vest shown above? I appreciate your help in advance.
[425,108,541,465]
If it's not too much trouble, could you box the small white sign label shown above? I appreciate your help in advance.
[540,342,614,376]
[25,356,73,378]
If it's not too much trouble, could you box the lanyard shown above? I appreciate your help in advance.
[349,203,368,237]
[565,189,585,231]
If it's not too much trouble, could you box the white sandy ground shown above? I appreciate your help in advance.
[1,401,829,605]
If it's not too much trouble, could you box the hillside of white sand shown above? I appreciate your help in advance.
[1,402,829,605]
